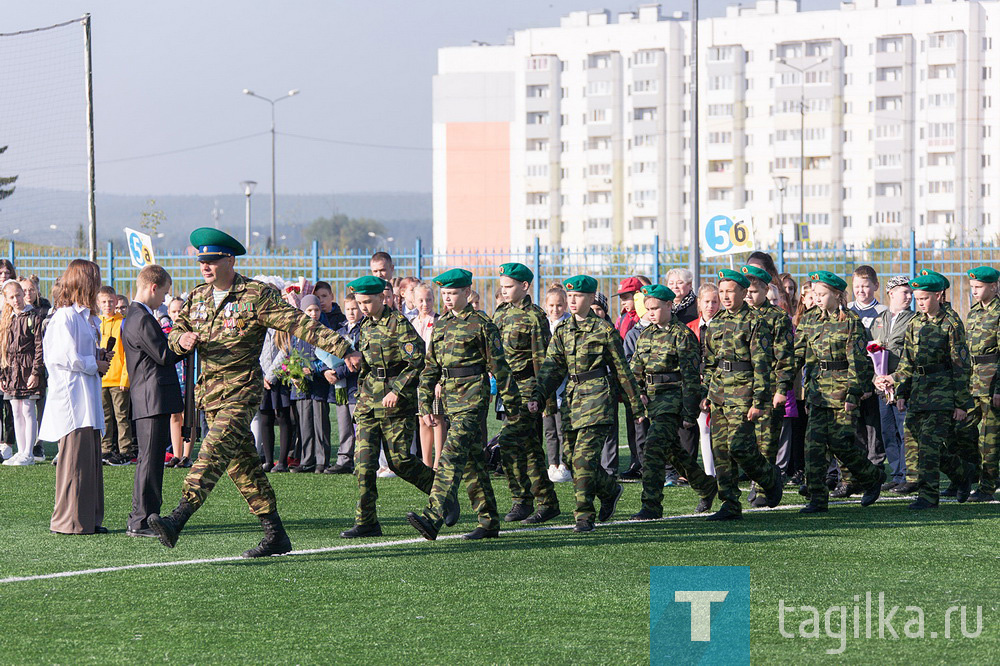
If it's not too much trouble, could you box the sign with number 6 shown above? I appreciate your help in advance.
[701,209,755,257]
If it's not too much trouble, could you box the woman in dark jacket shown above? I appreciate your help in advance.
[0,280,45,465]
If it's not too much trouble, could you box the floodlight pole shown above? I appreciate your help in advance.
[83,14,96,262]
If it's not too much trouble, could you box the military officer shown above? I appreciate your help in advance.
[148,228,361,557]
[964,266,1000,502]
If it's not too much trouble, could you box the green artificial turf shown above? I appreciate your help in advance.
[0,412,997,664]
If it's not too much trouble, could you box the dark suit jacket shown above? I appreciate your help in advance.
[123,301,184,419]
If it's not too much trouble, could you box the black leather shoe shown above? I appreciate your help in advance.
[861,469,886,507]
[750,493,770,508]
[695,486,717,514]
[831,483,860,498]
[621,468,642,482]
[573,520,595,533]
[178,456,193,468]
[706,506,743,521]
[629,508,661,521]
[462,526,500,540]
[954,477,973,504]
[126,527,158,538]
[340,523,383,539]
[325,464,353,474]
[503,503,533,522]
[891,482,918,495]
[94,526,109,534]
[291,466,314,474]
[271,464,288,473]
[406,512,438,541]
[799,501,828,514]
[598,483,625,522]
[798,484,810,498]
[764,479,784,508]
[967,489,996,502]
[523,505,560,524]
[443,496,460,527]
[881,481,900,491]
[242,512,292,558]
[908,497,938,510]
[940,486,958,498]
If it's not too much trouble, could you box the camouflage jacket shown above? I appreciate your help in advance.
[793,308,869,408]
[418,303,520,417]
[753,301,795,395]
[630,319,701,423]
[533,310,644,430]
[703,302,773,410]
[167,273,350,410]
[965,296,1000,397]
[893,307,972,411]
[493,295,552,412]
[351,306,426,417]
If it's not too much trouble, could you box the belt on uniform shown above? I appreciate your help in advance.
[441,364,485,379]
[718,359,753,372]
[372,362,407,380]
[645,372,681,385]
[914,362,948,376]
[973,353,999,365]
[568,368,609,383]
[512,366,535,382]
[818,360,849,371]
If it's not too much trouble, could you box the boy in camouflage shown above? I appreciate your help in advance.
[964,266,1000,502]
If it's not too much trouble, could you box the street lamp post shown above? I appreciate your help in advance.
[241,180,257,248]
[772,175,789,271]
[242,88,300,248]
[367,231,395,248]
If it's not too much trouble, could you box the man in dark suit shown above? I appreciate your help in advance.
[123,265,185,537]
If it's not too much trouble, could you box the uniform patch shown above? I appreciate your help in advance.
[403,341,415,356]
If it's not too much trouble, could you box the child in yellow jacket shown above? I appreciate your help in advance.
[97,286,135,464]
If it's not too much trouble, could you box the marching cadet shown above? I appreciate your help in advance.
[875,273,974,509]
[150,228,362,557]
[628,284,717,519]
[337,276,458,539]
[493,263,561,524]
[964,266,1000,502]
[406,269,520,541]
[794,271,886,514]
[741,265,795,507]
[529,275,645,533]
[701,269,784,521]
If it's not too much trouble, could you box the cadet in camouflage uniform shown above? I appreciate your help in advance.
[407,269,521,541]
[149,228,361,557]
[793,271,885,513]
[876,273,973,508]
[628,284,716,519]
[702,269,783,521]
[336,276,457,539]
[530,275,645,533]
[964,266,1000,502]
[492,262,561,524]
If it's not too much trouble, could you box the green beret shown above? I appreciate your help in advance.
[433,268,473,289]
[640,284,675,302]
[498,262,533,283]
[717,269,750,289]
[968,266,999,283]
[740,265,771,284]
[918,268,950,289]
[808,270,848,291]
[911,273,947,293]
[563,274,598,294]
[190,227,246,262]
[347,276,388,295]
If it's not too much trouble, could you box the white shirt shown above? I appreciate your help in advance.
[38,304,106,441]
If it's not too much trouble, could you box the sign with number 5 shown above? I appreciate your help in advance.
[701,209,755,257]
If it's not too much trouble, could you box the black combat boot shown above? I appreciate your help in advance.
[503,503,533,522]
[242,512,293,558]
[860,469,887,507]
[148,500,195,549]
[695,486,717,514]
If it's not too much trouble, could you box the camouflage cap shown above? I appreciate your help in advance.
[910,273,948,293]
[433,268,473,288]
[717,268,750,289]
[498,262,533,283]
[885,275,910,291]
[640,284,676,302]
[563,274,598,293]
[190,227,246,262]
[967,266,1000,283]
[347,275,388,295]
[918,268,950,289]
[808,270,848,291]
[740,265,771,284]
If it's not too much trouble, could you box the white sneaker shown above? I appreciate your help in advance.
[556,464,573,482]
[3,452,33,466]
[547,464,560,482]
[376,467,397,478]
[0,444,12,460]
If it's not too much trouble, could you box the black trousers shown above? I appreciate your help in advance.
[128,414,170,531]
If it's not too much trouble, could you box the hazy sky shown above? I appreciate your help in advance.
[4,0,841,197]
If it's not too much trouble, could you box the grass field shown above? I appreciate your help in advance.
[1,413,998,665]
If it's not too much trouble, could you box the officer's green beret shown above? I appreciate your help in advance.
[498,262,533,283]
[347,275,388,295]
[563,275,598,294]
[433,268,473,289]
[967,266,1000,283]
[640,284,675,302]
[717,269,750,289]
[190,227,246,262]
[740,265,771,284]
[918,268,950,289]
[808,270,848,292]
[911,273,947,293]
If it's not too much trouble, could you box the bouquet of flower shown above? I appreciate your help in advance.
[274,349,313,393]
[867,342,892,401]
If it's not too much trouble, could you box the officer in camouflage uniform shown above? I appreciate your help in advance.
[492,263,561,524]
[702,269,784,521]
[335,276,458,538]
[628,284,716,519]
[530,275,645,533]
[964,266,1000,502]
[149,228,361,557]
[407,269,521,541]
[876,273,973,508]
[794,271,885,513]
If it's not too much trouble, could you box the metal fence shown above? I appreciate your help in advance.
[7,232,998,317]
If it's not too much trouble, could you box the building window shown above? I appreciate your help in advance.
[633,190,657,204]
[526,164,549,178]
[586,80,612,96]
[928,210,955,225]
[927,181,954,194]
[633,134,657,148]
[527,56,550,71]
[633,107,657,121]
[633,79,658,93]
[588,53,611,69]
[928,152,955,166]
[585,217,612,229]
[928,33,957,49]
[586,136,611,150]
[526,85,549,98]
[928,64,956,79]
[527,139,549,151]
[875,154,902,168]
[708,46,734,62]
[707,103,734,117]
[588,108,608,123]
[708,160,733,173]
[628,217,655,230]
[876,96,903,111]
[877,37,903,53]
[527,112,549,125]
[927,93,956,108]
[526,192,549,205]
[631,161,657,175]
[587,163,611,176]
[525,219,549,230]
[876,67,902,82]
[708,188,732,202]
[587,191,611,204]
[634,50,657,65]
[707,132,732,144]
[875,182,903,197]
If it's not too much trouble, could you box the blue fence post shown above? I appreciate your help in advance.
[652,234,660,284]
[415,237,423,281]
[777,231,785,274]
[311,240,320,284]
[8,239,14,265]
[909,229,917,277]
[532,236,541,303]
[107,240,114,290]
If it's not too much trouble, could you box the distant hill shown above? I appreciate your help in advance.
[0,189,431,251]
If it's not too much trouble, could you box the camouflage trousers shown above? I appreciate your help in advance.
[564,424,618,522]
[641,412,716,517]
[974,398,1000,494]
[904,411,971,488]
[904,410,969,504]
[182,403,276,516]
[496,407,559,510]
[355,412,434,527]
[422,408,500,531]
[754,406,783,464]
[805,406,882,509]
[711,404,780,515]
